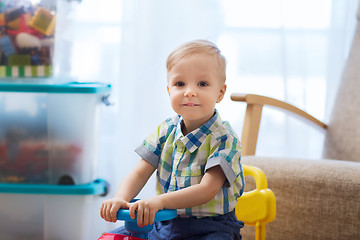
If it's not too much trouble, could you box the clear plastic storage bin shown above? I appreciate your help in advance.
[0,80,111,185]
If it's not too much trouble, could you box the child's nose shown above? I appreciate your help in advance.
[184,88,197,97]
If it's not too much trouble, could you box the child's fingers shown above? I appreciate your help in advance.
[149,209,156,225]
[136,204,144,227]
[110,204,119,223]
[129,202,138,220]
[143,207,150,226]
[101,203,109,221]
[105,204,113,222]
[100,203,105,219]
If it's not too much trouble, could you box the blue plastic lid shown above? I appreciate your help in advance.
[0,80,111,94]
[0,179,109,195]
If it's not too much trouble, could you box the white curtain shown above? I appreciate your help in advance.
[54,0,358,231]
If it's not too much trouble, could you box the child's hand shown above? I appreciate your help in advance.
[128,198,163,227]
[100,198,130,223]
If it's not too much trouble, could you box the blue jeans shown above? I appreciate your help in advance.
[109,210,244,240]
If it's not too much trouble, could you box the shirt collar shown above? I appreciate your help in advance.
[174,110,222,153]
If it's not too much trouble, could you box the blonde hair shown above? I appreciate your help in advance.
[166,40,226,82]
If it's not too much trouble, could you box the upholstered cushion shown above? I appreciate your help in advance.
[241,156,360,240]
[323,21,360,162]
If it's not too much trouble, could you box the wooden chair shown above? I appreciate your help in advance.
[228,6,360,238]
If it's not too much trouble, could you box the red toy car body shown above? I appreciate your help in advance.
[98,233,143,240]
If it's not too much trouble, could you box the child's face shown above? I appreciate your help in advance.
[167,53,226,130]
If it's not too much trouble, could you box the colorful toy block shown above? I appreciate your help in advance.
[7,14,40,37]
[4,6,24,23]
[8,54,31,66]
[0,35,15,56]
[0,65,52,77]
[29,7,56,36]
[0,13,4,26]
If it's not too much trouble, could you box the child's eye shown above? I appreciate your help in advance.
[198,81,208,87]
[175,81,185,87]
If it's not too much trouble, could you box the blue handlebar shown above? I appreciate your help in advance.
[116,208,177,222]
[115,200,177,239]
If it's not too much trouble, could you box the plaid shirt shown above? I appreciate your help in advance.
[135,110,244,217]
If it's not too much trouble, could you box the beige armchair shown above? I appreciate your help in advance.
[231,4,360,240]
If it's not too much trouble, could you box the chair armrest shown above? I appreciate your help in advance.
[230,93,327,155]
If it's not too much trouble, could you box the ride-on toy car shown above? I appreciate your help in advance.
[99,165,276,240]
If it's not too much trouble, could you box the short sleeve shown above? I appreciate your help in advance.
[135,118,175,168]
[205,134,243,189]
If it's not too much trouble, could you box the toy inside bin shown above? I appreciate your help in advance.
[0,0,56,77]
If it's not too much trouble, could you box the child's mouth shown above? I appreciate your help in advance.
[183,103,200,107]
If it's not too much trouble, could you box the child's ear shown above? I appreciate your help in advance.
[167,85,170,95]
[216,84,227,103]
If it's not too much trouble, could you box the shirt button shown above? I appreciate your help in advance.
[178,146,183,151]
[193,169,198,174]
